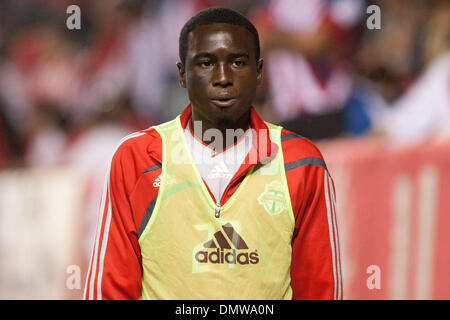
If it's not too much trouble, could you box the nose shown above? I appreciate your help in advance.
[212,62,233,87]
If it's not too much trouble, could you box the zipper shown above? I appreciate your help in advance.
[215,202,221,218]
[212,165,255,219]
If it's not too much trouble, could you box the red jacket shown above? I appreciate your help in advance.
[84,104,342,300]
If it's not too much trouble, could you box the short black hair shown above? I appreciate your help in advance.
[179,7,260,65]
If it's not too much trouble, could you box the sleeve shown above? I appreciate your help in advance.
[289,162,343,299]
[83,142,143,300]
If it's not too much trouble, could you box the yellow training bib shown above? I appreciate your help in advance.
[139,116,295,299]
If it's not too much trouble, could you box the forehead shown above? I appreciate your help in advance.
[187,23,255,58]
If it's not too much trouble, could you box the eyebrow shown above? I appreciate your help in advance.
[192,52,250,60]
[192,52,215,60]
[230,53,250,60]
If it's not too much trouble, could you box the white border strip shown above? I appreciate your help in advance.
[415,166,438,299]
[389,175,411,299]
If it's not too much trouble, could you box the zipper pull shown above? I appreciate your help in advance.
[215,202,221,218]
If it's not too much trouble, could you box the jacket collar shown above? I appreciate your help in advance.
[148,104,278,164]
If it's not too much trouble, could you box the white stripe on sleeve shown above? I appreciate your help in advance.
[328,173,342,300]
[84,132,145,300]
[324,171,338,300]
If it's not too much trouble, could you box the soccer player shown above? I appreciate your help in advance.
[84,7,342,300]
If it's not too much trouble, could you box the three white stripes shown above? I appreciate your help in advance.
[84,132,145,300]
[324,171,342,300]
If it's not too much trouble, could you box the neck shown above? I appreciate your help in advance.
[190,111,250,151]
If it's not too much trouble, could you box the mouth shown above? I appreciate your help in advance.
[210,98,237,108]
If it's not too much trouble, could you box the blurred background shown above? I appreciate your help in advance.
[0,0,448,299]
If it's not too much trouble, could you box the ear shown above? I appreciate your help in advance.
[177,62,186,88]
[256,58,264,85]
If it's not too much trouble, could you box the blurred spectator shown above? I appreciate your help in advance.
[251,0,364,140]
[75,0,204,123]
[378,52,450,145]
[64,94,139,261]
[339,0,450,140]
[422,0,450,66]
[72,0,144,124]
[356,0,428,94]
[124,0,198,121]
[361,0,450,144]
[25,103,69,167]
[0,24,81,166]
[0,96,24,168]
[0,0,446,164]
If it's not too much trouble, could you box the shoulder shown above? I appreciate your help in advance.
[277,129,331,224]
[280,128,326,168]
[112,127,162,162]
[107,127,163,195]
[109,127,162,181]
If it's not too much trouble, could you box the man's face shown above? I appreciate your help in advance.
[178,23,263,129]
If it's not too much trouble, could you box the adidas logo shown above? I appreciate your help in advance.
[195,223,259,265]
[153,175,161,187]
[153,174,176,188]
[207,162,233,179]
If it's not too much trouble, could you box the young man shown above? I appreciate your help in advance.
[84,7,342,300]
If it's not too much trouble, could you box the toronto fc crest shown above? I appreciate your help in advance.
[257,180,286,216]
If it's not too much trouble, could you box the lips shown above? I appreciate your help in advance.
[210,97,237,107]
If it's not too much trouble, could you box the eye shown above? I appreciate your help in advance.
[232,60,246,68]
[199,61,212,68]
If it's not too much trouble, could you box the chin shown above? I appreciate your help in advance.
[216,115,235,128]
